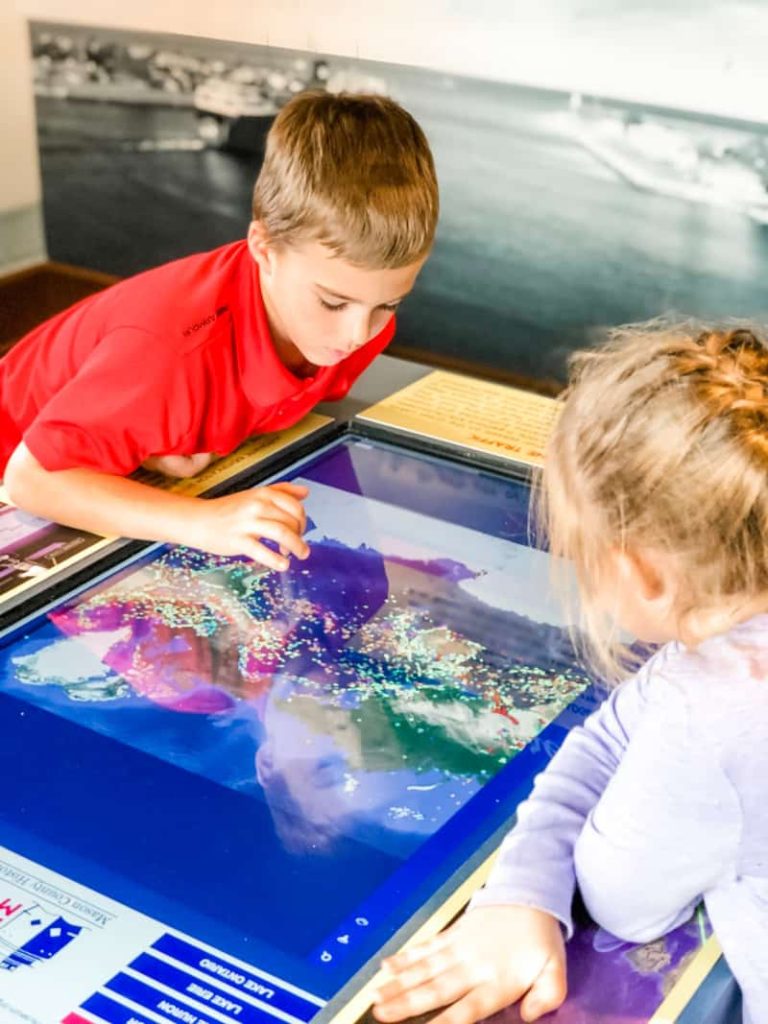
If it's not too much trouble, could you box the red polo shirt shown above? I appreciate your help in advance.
[0,241,394,476]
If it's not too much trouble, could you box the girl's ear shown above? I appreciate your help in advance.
[247,220,276,278]
[614,546,674,605]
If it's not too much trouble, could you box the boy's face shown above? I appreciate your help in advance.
[248,223,427,369]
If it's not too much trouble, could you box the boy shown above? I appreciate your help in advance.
[1,92,438,572]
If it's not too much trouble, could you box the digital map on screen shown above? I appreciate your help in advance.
[0,437,717,1024]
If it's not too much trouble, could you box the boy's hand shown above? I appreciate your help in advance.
[372,906,566,1024]
[188,482,310,570]
[142,452,215,478]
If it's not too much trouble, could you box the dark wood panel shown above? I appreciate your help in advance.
[0,262,117,354]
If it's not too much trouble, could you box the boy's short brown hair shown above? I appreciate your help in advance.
[252,91,438,268]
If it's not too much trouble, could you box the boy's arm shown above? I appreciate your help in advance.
[4,443,309,571]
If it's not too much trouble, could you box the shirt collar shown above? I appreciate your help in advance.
[233,249,328,406]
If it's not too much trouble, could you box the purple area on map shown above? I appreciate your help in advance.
[484,914,709,1024]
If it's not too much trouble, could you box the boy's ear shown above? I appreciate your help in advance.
[247,220,275,278]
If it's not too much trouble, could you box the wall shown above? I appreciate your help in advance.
[1,4,45,272]
[6,0,768,280]
[15,0,768,120]
[28,10,768,384]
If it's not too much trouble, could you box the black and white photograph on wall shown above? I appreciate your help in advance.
[30,2,768,387]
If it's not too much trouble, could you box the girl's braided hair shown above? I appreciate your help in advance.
[538,318,768,678]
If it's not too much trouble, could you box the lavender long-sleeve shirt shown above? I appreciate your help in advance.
[471,615,768,1024]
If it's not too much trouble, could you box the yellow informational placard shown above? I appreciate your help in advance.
[0,413,332,609]
[357,370,560,467]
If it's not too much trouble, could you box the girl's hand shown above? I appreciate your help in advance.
[187,482,310,569]
[372,906,566,1024]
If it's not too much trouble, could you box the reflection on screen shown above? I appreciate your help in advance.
[0,437,594,997]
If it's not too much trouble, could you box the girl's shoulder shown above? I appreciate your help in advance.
[641,615,768,750]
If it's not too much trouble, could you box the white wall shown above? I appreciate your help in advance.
[1,2,45,271]
[16,0,768,122]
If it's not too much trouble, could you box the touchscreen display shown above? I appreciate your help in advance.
[0,436,597,1021]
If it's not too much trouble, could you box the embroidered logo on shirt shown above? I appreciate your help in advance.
[182,306,229,337]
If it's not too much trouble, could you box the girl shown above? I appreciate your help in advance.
[372,320,768,1024]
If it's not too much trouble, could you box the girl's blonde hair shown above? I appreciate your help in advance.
[539,318,768,679]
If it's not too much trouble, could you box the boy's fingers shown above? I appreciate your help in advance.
[519,957,567,1022]
[270,481,309,497]
[247,496,306,539]
[254,521,309,560]
[261,490,307,531]
[249,502,303,534]
[241,538,290,572]
[269,481,309,515]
